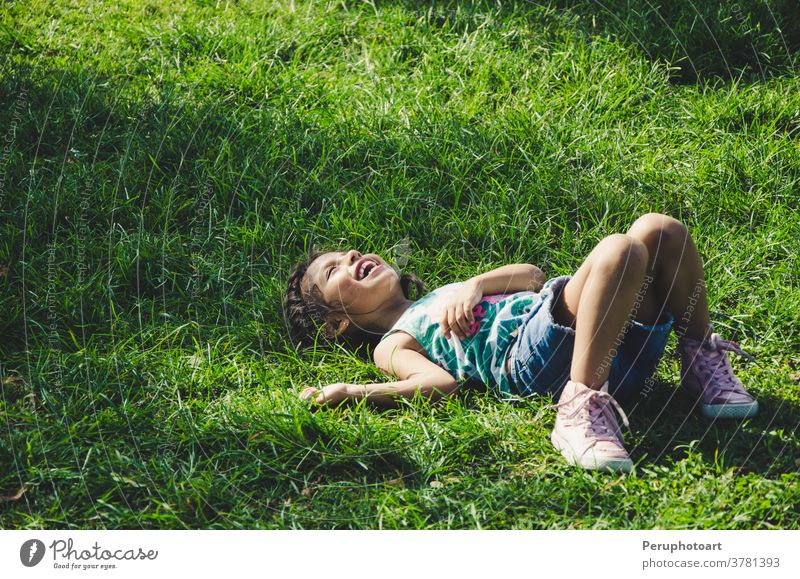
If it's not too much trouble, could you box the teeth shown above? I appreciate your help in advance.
[359,260,375,280]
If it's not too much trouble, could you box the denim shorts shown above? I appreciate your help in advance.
[506,275,674,403]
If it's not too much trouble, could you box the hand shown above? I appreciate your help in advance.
[299,383,350,406]
[439,278,484,340]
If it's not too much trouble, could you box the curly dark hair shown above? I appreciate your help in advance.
[283,247,426,355]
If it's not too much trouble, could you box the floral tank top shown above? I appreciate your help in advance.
[380,282,542,397]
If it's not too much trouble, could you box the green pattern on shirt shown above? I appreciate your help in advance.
[380,282,543,397]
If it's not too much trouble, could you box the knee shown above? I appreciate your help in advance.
[628,212,689,250]
[593,234,649,276]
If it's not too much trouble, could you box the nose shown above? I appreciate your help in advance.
[346,250,361,264]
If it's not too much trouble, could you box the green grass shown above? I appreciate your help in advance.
[1,0,799,529]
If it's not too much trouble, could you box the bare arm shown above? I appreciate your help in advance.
[470,263,546,295]
[438,263,547,339]
[300,337,458,408]
[350,345,458,406]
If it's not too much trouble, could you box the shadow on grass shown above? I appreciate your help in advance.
[0,59,596,354]
[404,374,798,479]
[402,0,800,84]
[630,379,800,476]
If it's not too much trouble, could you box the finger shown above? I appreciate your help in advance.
[449,305,459,338]
[448,305,463,338]
[449,310,461,339]
[442,308,453,339]
[455,311,470,339]
[463,303,474,331]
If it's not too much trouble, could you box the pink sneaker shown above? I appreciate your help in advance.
[678,329,759,419]
[550,380,633,473]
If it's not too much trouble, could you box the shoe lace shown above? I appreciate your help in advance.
[690,333,755,397]
[549,388,630,443]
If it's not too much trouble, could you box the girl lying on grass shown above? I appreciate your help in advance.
[283,213,758,473]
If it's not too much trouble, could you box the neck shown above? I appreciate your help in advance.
[383,296,415,331]
[363,295,415,336]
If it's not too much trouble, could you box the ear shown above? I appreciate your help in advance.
[323,315,350,339]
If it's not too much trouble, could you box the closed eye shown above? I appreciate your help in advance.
[326,252,348,280]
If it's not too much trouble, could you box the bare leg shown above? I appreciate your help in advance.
[553,234,650,390]
[625,213,711,342]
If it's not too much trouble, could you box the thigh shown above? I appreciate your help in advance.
[557,236,616,328]
[558,240,661,328]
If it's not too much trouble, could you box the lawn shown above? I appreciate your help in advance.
[0,0,799,529]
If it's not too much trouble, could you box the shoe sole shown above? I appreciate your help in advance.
[699,400,759,419]
[551,429,632,473]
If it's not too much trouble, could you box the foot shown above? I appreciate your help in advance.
[678,329,759,419]
[550,380,633,473]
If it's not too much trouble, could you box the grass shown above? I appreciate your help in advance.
[0,0,799,529]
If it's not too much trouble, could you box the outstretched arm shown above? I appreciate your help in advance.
[300,345,458,408]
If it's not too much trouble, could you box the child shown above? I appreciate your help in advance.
[283,213,758,473]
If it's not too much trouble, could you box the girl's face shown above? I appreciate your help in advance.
[303,250,400,318]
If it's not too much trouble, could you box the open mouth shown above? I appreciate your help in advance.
[357,259,383,280]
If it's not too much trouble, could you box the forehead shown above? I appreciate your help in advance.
[304,251,344,292]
